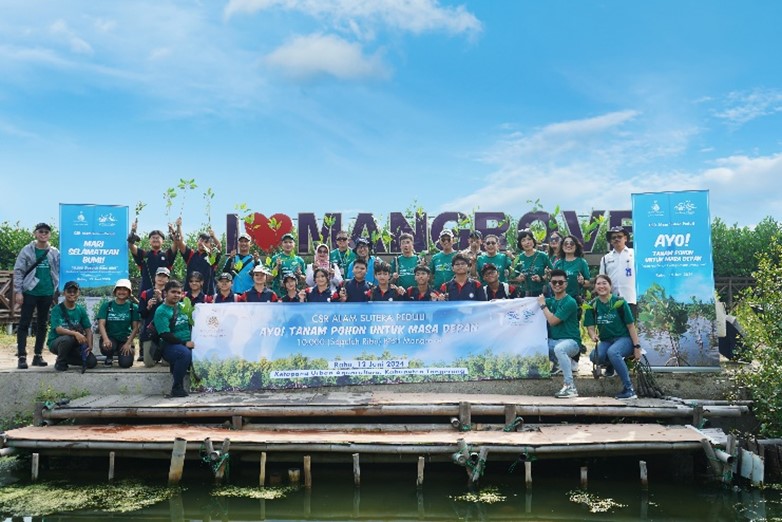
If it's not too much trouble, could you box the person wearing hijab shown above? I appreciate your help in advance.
[305,243,343,292]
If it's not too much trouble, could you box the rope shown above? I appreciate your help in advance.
[200,442,231,477]
[503,416,524,432]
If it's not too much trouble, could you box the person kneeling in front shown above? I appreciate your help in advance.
[153,280,194,398]
[47,281,97,372]
[97,278,140,368]
[539,269,581,398]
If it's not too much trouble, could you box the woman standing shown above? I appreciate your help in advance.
[584,274,642,400]
[510,230,552,297]
[553,235,591,302]
[305,243,343,292]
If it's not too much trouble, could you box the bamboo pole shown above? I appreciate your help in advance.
[352,488,360,517]
[693,405,704,427]
[168,438,187,485]
[232,415,243,430]
[41,403,748,420]
[417,456,425,488]
[259,451,267,486]
[303,455,312,489]
[524,461,532,489]
[639,460,648,490]
[580,466,588,489]
[109,451,116,481]
[353,453,361,487]
[31,453,39,482]
[214,439,230,484]
[304,488,311,516]
[471,448,488,483]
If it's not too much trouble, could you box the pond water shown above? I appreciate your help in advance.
[1,456,779,521]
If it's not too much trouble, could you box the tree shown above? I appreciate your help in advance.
[0,221,60,270]
[711,216,782,278]
[732,233,782,437]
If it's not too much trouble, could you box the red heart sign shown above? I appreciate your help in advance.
[245,213,294,251]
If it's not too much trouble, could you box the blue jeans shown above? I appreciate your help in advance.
[162,343,192,390]
[548,338,580,386]
[597,337,634,390]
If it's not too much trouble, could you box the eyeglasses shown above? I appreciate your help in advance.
[611,235,624,242]
[562,241,575,246]
[336,237,348,241]
[549,237,561,243]
[440,237,452,241]
[550,280,567,286]
[453,261,468,267]
[485,241,497,245]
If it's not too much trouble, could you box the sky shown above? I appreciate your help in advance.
[1,0,781,236]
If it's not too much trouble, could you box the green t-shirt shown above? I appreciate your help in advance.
[583,297,635,340]
[28,248,54,297]
[330,248,356,277]
[271,252,306,294]
[429,251,457,288]
[477,253,512,284]
[47,303,91,347]
[98,300,139,342]
[553,257,591,299]
[392,255,420,289]
[153,302,191,345]
[545,294,580,344]
[512,251,552,296]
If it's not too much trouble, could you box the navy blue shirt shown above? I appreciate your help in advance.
[440,279,486,301]
[339,279,373,302]
[305,287,334,302]
[369,287,404,301]
[183,246,220,295]
[406,286,439,301]
[132,247,177,296]
[484,283,518,300]
[214,292,239,303]
[242,288,278,303]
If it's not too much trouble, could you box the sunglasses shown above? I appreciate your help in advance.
[549,237,561,242]
[611,235,625,242]
[485,241,497,245]
[336,237,348,241]
[562,241,576,246]
[550,280,567,286]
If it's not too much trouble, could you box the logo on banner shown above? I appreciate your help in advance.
[73,211,89,227]
[673,200,697,215]
[98,213,119,227]
[648,200,664,217]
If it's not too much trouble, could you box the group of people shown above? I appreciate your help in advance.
[14,219,640,400]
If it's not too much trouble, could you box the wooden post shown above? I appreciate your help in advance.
[580,466,588,489]
[303,455,312,489]
[352,488,360,517]
[417,456,425,488]
[31,453,39,482]
[353,453,361,488]
[524,461,532,489]
[471,448,489,483]
[693,404,704,428]
[109,451,116,482]
[727,434,738,476]
[232,415,243,430]
[417,489,425,517]
[304,488,311,517]
[504,405,521,430]
[260,451,267,487]
[214,438,230,484]
[168,438,187,486]
[459,401,471,430]
[33,403,44,427]
[288,468,301,486]
[639,460,648,490]
[700,438,723,479]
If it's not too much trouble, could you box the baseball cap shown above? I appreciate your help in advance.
[481,263,498,275]
[63,281,79,291]
[198,232,211,241]
[155,267,171,277]
[439,229,454,238]
[34,222,51,232]
[469,230,483,239]
[217,272,233,281]
[281,233,295,242]
[238,232,251,242]
[252,265,272,275]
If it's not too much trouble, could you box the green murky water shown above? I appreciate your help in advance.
[1,456,779,521]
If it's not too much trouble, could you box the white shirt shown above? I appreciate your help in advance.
[599,247,636,304]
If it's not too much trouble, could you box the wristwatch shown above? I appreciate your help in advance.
[539,304,547,310]
[633,344,641,349]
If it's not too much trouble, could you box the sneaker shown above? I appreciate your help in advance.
[104,357,113,367]
[555,384,579,399]
[551,364,562,376]
[604,367,615,378]
[615,388,637,400]
[17,357,28,370]
[31,355,48,367]
[54,362,68,372]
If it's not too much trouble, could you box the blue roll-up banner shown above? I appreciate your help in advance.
[632,190,719,367]
[192,299,550,391]
[59,204,129,294]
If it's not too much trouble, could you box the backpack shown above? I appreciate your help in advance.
[145,305,179,361]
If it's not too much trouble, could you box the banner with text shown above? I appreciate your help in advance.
[632,190,718,367]
[191,299,549,391]
[59,204,129,294]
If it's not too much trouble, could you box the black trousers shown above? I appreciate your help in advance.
[17,293,53,357]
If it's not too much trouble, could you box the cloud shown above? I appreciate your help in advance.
[265,33,388,80]
[50,19,94,55]
[713,88,782,127]
[224,0,482,37]
[0,119,38,139]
